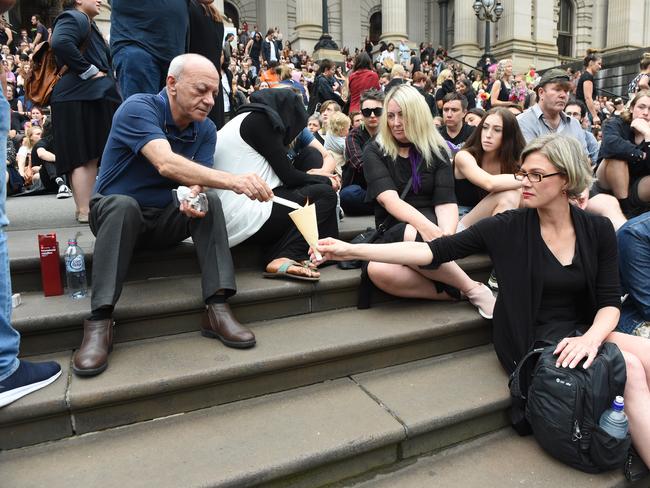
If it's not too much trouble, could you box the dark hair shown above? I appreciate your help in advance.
[640,53,650,71]
[360,89,385,107]
[412,72,428,84]
[442,92,468,111]
[266,28,275,36]
[62,0,77,9]
[316,59,335,76]
[352,52,373,72]
[461,108,526,175]
[32,14,42,22]
[565,98,587,118]
[583,48,601,68]
[465,107,486,119]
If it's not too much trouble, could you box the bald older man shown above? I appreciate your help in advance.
[75,54,273,377]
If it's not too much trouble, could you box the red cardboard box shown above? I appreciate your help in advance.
[38,233,63,297]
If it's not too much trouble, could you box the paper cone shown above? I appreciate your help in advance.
[289,203,322,261]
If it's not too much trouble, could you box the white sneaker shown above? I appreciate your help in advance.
[56,184,72,199]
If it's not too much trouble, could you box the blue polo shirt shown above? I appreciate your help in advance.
[95,89,217,208]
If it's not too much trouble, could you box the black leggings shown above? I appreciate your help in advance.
[243,183,339,264]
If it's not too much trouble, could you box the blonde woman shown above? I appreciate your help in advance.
[360,84,495,317]
[16,126,42,188]
[435,68,455,110]
[489,59,514,109]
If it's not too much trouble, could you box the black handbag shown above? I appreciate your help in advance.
[337,160,422,270]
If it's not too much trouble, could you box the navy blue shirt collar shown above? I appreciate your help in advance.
[158,89,198,143]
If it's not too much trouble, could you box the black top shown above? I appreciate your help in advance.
[363,141,456,228]
[239,112,331,189]
[597,115,650,175]
[30,140,51,168]
[50,10,120,103]
[439,123,474,147]
[188,1,224,128]
[384,77,407,93]
[434,79,455,105]
[343,124,373,187]
[454,174,484,207]
[424,207,621,374]
[535,242,589,342]
[576,71,596,103]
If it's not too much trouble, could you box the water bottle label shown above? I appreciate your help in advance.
[67,254,85,272]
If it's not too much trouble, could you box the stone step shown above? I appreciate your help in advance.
[12,255,491,356]
[349,429,630,488]
[8,215,374,292]
[0,301,491,450]
[0,346,512,487]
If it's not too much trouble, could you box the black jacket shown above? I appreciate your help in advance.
[598,115,650,171]
[308,74,344,114]
[50,9,120,103]
[424,207,621,375]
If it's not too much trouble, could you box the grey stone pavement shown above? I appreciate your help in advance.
[6,193,82,232]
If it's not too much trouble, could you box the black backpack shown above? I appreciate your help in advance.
[509,341,632,473]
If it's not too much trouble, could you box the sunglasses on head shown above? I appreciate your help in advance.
[361,107,383,117]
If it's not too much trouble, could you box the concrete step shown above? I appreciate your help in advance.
[349,429,631,488]
[0,301,491,450]
[8,215,374,292]
[0,346,512,487]
[12,255,492,356]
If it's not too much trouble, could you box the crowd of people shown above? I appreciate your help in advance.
[0,0,649,476]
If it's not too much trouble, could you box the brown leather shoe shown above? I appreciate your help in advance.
[73,318,114,377]
[201,303,256,349]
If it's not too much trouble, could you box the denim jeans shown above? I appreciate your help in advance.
[617,212,650,334]
[0,86,20,381]
[340,185,373,216]
[113,45,170,100]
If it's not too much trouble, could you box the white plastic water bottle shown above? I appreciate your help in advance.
[65,238,87,299]
[598,396,629,439]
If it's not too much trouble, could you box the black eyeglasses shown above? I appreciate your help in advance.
[514,171,563,183]
[361,107,383,117]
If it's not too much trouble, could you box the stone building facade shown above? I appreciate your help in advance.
[12,1,650,74]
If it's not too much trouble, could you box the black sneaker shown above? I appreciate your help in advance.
[0,360,62,408]
[488,269,498,291]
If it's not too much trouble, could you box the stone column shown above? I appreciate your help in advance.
[214,0,225,15]
[292,0,323,53]
[437,0,449,48]
[606,0,645,52]
[380,0,408,45]
[257,0,289,45]
[340,0,362,54]
[450,0,480,64]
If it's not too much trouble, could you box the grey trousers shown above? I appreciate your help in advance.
[88,191,236,312]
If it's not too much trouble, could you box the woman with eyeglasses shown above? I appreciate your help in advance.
[453,108,525,231]
[313,133,650,469]
[359,84,495,316]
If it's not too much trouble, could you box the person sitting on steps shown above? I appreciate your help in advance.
[74,53,273,377]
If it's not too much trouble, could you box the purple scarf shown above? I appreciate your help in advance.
[408,147,423,194]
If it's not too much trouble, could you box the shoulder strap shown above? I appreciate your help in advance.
[508,346,547,400]
[377,158,423,232]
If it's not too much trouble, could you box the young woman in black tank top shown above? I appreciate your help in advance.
[453,108,525,230]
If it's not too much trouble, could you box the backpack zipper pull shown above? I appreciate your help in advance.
[572,420,583,441]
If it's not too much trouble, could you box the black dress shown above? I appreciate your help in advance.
[188,1,224,128]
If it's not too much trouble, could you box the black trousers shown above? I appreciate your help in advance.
[88,191,236,312]
[243,184,339,264]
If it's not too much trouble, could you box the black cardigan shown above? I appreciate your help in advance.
[424,206,621,375]
[50,10,120,103]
